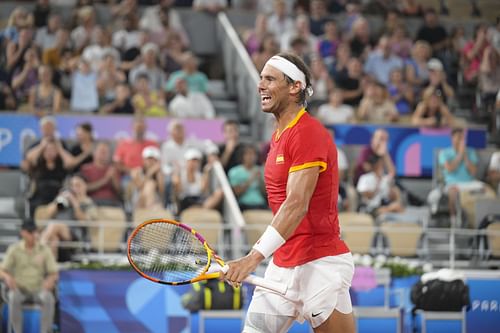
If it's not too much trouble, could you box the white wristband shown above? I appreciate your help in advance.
[252,226,286,259]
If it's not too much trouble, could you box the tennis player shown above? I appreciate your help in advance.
[222,52,355,333]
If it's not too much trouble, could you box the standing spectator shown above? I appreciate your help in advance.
[169,78,215,119]
[317,19,340,66]
[28,65,62,116]
[267,0,294,39]
[317,90,354,125]
[364,35,403,86]
[70,58,99,113]
[354,128,395,186]
[81,27,116,72]
[70,6,100,54]
[160,32,185,77]
[412,88,454,127]
[40,174,98,259]
[387,67,414,116]
[81,142,122,206]
[69,122,95,172]
[33,0,51,28]
[165,52,208,94]
[34,14,60,52]
[96,51,126,104]
[335,57,364,107]
[228,145,268,211]
[129,43,166,92]
[112,13,143,56]
[219,119,246,173]
[357,81,399,123]
[415,8,449,60]
[113,117,158,176]
[462,24,490,84]
[0,219,58,333]
[130,146,165,210]
[132,73,168,117]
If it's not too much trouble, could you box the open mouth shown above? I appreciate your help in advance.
[261,95,271,105]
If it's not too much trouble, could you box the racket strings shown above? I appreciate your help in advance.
[129,222,209,283]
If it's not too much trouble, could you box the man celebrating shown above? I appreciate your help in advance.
[223,53,355,333]
[0,219,58,333]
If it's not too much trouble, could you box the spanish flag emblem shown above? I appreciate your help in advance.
[276,154,284,164]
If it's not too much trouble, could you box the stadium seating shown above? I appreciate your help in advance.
[180,207,223,247]
[339,212,375,254]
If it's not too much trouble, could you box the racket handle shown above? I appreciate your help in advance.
[244,275,287,295]
[220,264,287,295]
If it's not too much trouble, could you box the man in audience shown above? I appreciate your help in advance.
[364,35,403,85]
[0,219,58,333]
[130,146,165,210]
[129,43,165,92]
[81,142,122,206]
[335,57,365,107]
[416,8,449,62]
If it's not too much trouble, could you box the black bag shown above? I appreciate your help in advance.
[181,279,244,312]
[410,278,470,312]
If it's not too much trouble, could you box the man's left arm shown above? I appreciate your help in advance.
[42,247,59,291]
[464,149,478,177]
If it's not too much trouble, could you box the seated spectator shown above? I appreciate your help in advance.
[5,25,34,76]
[281,15,318,55]
[348,16,372,59]
[412,88,454,128]
[2,7,32,44]
[70,58,99,113]
[42,27,71,69]
[28,65,62,116]
[266,0,294,39]
[0,219,58,333]
[354,128,395,185]
[130,146,165,210]
[462,24,490,84]
[112,13,142,56]
[192,0,228,14]
[71,6,100,53]
[169,77,215,119]
[96,50,126,104]
[398,0,424,17]
[11,47,39,106]
[438,127,481,218]
[405,40,432,90]
[113,117,158,177]
[309,0,329,36]
[357,81,399,123]
[219,119,245,173]
[228,145,268,211]
[100,83,135,114]
[81,142,122,206]
[364,35,403,86]
[160,32,185,77]
[172,148,223,213]
[81,27,117,73]
[69,122,95,172]
[40,174,98,260]
[317,19,340,66]
[335,57,364,107]
[357,155,404,216]
[129,43,166,92]
[309,55,335,107]
[388,68,414,115]
[316,90,354,125]
[329,42,351,81]
[0,80,16,110]
[422,58,455,103]
[390,24,413,60]
[132,73,168,117]
[252,33,280,72]
[165,52,208,94]
[34,13,60,52]
[479,46,500,117]
[415,9,448,60]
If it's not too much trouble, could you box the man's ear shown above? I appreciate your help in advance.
[289,81,301,96]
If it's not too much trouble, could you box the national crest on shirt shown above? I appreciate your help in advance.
[276,154,284,164]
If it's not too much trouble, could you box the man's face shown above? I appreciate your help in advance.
[223,124,239,142]
[452,131,464,148]
[258,65,295,114]
[21,229,37,247]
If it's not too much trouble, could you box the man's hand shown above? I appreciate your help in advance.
[221,250,264,287]
[4,274,17,290]
[42,277,56,291]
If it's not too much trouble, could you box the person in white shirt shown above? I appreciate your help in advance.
[487,151,500,195]
[35,14,60,51]
[317,90,355,125]
[168,77,215,119]
[357,155,403,215]
[266,0,294,39]
[139,0,189,46]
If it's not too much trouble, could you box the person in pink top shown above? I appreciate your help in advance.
[113,117,158,177]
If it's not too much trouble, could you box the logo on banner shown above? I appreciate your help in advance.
[472,299,500,312]
[0,128,13,151]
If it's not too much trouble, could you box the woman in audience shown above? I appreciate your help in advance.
[228,144,268,211]
[11,47,40,106]
[28,65,62,116]
[412,88,454,128]
[317,89,354,125]
[40,174,98,260]
[130,146,165,210]
[96,51,126,105]
[160,32,185,77]
[2,7,32,43]
[5,27,34,76]
[132,73,167,117]
[390,24,413,60]
[462,23,490,84]
[357,81,399,123]
[317,19,341,66]
[70,122,95,172]
[243,13,268,56]
[388,67,414,116]
[405,40,432,90]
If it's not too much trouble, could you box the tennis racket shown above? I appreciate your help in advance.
[127,218,287,295]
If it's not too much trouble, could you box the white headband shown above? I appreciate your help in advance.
[266,56,314,97]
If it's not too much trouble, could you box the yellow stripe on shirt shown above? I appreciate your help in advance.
[289,161,327,173]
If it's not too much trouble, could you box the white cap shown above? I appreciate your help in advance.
[427,58,443,71]
[142,146,161,159]
[184,148,202,161]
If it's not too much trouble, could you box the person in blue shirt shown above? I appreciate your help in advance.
[438,127,478,217]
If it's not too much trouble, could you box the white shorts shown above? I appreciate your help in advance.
[246,253,354,329]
